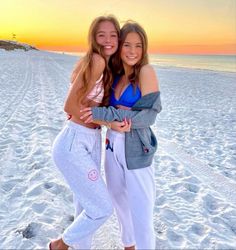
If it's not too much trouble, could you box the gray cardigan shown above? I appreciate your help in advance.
[92,91,162,170]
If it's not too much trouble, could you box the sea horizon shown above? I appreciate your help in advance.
[48,50,236,73]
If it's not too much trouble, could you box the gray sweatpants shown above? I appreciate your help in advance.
[52,121,113,249]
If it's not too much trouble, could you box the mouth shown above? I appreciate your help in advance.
[103,45,113,49]
[126,56,137,60]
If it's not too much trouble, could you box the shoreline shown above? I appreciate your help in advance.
[1,48,235,74]
[43,50,236,74]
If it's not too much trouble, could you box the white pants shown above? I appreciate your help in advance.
[52,121,113,249]
[105,130,156,250]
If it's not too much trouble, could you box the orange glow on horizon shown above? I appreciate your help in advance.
[149,44,236,55]
[1,0,235,55]
[34,43,236,55]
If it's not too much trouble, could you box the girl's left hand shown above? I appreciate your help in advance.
[80,107,93,123]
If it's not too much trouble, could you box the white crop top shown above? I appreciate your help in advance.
[87,74,104,103]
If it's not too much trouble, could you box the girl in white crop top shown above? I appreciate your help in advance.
[49,16,131,250]
[86,74,104,103]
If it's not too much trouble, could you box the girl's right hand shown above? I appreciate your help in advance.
[111,118,131,132]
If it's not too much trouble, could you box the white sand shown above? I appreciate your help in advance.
[0,49,236,249]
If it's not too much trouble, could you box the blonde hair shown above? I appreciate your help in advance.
[72,15,120,106]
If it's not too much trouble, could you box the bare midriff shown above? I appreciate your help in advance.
[69,98,102,129]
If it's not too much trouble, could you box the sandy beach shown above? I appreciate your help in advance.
[0,49,236,249]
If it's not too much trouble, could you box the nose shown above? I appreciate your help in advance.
[105,35,111,43]
[130,46,135,54]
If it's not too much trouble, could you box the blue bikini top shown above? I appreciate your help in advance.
[110,76,141,107]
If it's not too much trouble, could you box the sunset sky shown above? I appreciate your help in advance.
[1,0,236,54]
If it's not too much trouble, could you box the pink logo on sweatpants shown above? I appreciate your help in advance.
[88,169,99,181]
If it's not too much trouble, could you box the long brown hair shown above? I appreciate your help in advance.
[114,21,149,87]
[71,15,120,106]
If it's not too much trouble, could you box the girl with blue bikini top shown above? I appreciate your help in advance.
[80,21,160,250]
[110,76,141,108]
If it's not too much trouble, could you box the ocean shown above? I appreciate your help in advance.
[62,51,236,73]
[150,54,236,73]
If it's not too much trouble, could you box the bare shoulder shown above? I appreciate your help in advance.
[139,64,159,95]
[92,53,106,71]
[70,59,83,83]
[140,64,156,75]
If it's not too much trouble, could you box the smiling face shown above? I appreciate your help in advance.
[95,21,119,60]
[120,32,143,70]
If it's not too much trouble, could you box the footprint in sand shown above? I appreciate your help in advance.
[202,194,226,215]
[43,182,67,195]
[32,202,47,214]
[177,190,197,203]
[183,175,201,184]
[16,222,40,239]
[1,180,16,192]
[190,223,206,236]
[167,229,184,247]
[14,146,24,155]
[161,208,181,225]
[221,209,236,235]
[26,184,43,196]
[184,182,200,194]
[169,182,183,191]
[174,182,199,203]
[211,216,236,238]
[44,182,54,190]
[186,222,208,244]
